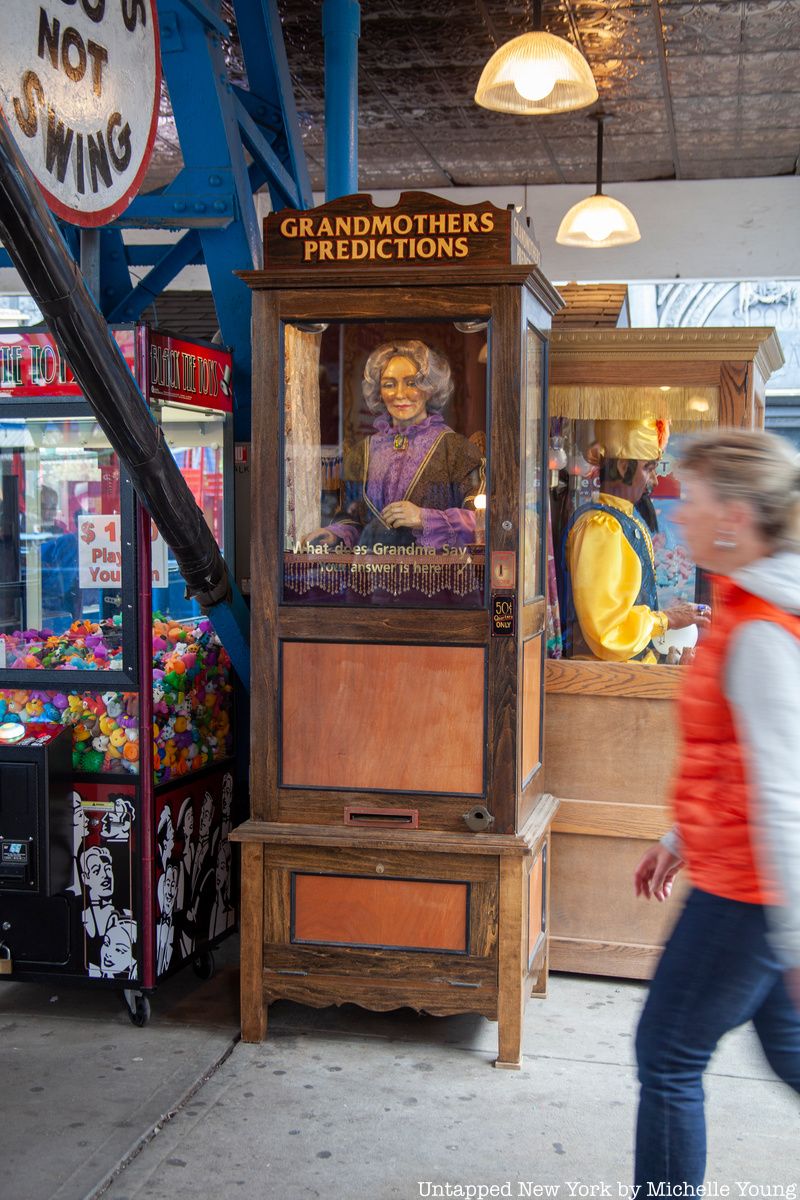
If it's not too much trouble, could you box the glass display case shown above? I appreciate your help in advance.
[233,191,562,1068]
[543,326,785,981]
[0,327,238,1011]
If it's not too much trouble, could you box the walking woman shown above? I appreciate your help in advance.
[634,429,800,1188]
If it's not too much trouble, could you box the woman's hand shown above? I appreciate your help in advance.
[666,602,712,631]
[634,843,684,902]
[381,501,423,531]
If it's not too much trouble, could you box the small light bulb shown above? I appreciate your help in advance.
[572,201,627,243]
[474,493,487,511]
[514,59,559,102]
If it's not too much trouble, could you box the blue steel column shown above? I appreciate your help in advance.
[323,0,361,200]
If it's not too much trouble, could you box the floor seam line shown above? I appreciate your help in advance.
[83,1033,241,1200]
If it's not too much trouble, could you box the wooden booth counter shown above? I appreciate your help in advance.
[544,327,784,979]
[232,192,563,1067]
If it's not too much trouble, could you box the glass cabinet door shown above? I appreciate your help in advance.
[522,325,544,604]
[282,319,489,609]
[0,412,129,667]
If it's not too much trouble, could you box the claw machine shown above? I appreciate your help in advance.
[0,325,238,1022]
[232,191,562,1068]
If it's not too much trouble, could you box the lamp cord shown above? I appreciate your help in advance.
[533,0,542,32]
[595,113,606,196]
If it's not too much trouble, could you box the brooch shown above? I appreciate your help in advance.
[393,434,409,451]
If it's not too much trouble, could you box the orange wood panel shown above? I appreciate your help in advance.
[528,849,545,963]
[292,874,469,951]
[281,642,485,793]
[521,635,543,783]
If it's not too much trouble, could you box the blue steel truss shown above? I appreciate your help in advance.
[0,0,313,442]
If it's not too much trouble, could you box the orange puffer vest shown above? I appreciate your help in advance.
[672,576,800,905]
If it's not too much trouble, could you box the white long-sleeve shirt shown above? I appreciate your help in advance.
[662,551,800,969]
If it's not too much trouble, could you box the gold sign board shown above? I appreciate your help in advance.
[264,191,539,271]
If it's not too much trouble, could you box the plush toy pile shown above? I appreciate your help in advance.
[151,614,233,781]
[3,617,124,670]
[0,616,232,778]
[0,687,139,773]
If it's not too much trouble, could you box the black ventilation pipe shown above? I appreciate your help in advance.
[0,114,230,610]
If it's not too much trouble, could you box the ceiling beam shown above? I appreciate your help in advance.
[648,0,682,180]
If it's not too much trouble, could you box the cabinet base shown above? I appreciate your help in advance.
[232,813,557,1065]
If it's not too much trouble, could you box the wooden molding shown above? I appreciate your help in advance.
[550,327,784,380]
[550,935,661,981]
[279,606,487,643]
[240,263,543,292]
[231,801,559,858]
[552,798,672,840]
[545,658,681,699]
[262,971,498,1018]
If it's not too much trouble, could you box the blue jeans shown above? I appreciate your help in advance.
[635,888,800,1188]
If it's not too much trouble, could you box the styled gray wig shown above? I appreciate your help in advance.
[362,340,454,414]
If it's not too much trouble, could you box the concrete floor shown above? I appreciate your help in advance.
[1,939,797,1200]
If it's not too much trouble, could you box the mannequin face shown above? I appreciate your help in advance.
[636,459,659,499]
[609,458,658,503]
[379,356,428,429]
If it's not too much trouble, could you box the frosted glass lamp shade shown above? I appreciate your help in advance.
[475,32,598,115]
[556,194,641,248]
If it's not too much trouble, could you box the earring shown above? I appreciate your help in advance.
[713,531,738,550]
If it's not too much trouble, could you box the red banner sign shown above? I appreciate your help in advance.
[0,329,136,396]
[143,329,233,413]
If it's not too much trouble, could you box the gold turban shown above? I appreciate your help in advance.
[598,417,670,461]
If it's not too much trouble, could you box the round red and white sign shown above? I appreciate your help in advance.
[0,0,161,227]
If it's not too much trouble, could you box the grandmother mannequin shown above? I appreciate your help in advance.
[633,429,800,1188]
[306,339,482,552]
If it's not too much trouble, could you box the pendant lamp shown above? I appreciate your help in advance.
[475,0,597,116]
[556,112,641,248]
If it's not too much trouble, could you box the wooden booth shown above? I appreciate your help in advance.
[544,327,784,980]
[231,192,562,1067]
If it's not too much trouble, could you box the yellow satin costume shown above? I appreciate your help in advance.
[566,494,669,663]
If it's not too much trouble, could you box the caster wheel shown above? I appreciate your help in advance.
[192,951,215,981]
[123,989,151,1027]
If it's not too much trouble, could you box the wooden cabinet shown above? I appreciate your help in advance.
[231,192,561,1066]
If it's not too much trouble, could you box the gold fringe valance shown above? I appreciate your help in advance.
[549,385,719,424]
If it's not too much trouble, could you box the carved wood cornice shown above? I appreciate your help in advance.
[549,328,785,382]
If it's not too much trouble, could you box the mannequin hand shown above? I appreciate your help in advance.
[666,602,712,631]
[302,528,339,547]
[381,501,423,531]
[634,843,683,902]
[667,646,697,666]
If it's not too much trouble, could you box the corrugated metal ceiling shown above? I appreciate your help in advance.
[143,1,800,194]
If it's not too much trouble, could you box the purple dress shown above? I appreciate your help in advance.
[329,413,480,550]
